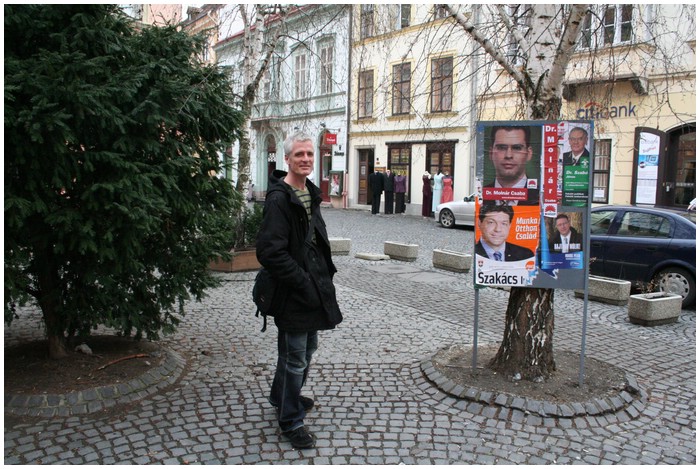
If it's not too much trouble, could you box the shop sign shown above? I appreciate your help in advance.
[323,133,337,145]
[575,101,637,120]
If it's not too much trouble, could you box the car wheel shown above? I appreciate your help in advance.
[439,209,456,228]
[654,267,695,309]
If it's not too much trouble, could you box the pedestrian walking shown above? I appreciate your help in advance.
[256,131,343,449]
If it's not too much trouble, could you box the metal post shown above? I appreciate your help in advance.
[472,288,479,370]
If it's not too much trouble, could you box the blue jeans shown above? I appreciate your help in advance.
[269,331,318,432]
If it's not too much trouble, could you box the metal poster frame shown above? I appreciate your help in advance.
[471,120,594,386]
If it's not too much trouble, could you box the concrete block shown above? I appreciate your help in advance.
[575,275,631,305]
[329,238,351,255]
[432,249,471,273]
[355,252,390,261]
[383,241,419,262]
[628,292,682,326]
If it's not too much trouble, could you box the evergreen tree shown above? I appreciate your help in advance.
[5,5,244,358]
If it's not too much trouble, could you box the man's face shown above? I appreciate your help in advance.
[568,130,587,155]
[556,217,572,236]
[490,129,532,185]
[479,211,511,250]
[285,140,314,178]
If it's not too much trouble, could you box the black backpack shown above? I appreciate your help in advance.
[252,268,278,332]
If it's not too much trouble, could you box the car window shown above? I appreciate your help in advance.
[590,210,617,234]
[616,212,670,238]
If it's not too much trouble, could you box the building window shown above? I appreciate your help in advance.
[360,5,374,39]
[433,5,449,20]
[319,41,334,95]
[603,5,633,45]
[505,5,527,64]
[426,143,454,176]
[592,139,611,203]
[579,11,593,48]
[389,145,411,176]
[294,49,309,99]
[392,62,411,115]
[399,4,411,29]
[431,57,453,112]
[358,70,374,119]
[261,68,271,101]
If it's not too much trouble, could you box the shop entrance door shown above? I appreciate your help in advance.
[662,127,696,208]
[358,149,373,205]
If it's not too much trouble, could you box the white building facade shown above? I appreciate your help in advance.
[215,5,351,202]
[347,4,480,215]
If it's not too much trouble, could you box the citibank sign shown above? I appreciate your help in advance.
[576,101,637,120]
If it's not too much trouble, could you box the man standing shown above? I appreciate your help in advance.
[256,132,342,450]
[549,213,583,253]
[474,204,534,261]
[368,168,384,214]
[484,125,539,205]
[562,127,590,167]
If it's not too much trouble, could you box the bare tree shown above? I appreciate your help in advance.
[231,4,287,195]
[443,4,587,381]
[444,4,695,380]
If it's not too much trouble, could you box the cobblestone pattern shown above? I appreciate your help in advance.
[4,209,696,464]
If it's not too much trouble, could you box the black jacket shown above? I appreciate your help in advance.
[256,170,342,332]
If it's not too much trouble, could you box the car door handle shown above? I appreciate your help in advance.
[591,241,604,247]
[645,246,658,251]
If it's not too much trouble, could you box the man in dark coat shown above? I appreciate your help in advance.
[549,213,583,253]
[256,132,342,450]
[474,203,534,261]
[368,169,385,214]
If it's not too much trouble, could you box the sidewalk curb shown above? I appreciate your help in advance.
[4,348,186,418]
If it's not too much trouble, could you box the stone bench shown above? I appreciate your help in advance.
[329,238,351,256]
[574,275,631,306]
[384,241,419,262]
[432,249,471,273]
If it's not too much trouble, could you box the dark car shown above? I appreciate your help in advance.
[589,205,696,308]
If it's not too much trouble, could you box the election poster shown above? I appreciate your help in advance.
[474,121,593,290]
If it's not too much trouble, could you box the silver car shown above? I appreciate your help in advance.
[435,194,477,228]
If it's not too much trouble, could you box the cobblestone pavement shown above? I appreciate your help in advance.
[4,208,696,464]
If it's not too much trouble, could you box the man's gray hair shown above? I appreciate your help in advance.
[283,131,313,156]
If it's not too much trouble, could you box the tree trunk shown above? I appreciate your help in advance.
[37,264,68,359]
[489,287,555,381]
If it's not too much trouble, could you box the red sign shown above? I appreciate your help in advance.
[323,133,337,145]
[542,124,559,205]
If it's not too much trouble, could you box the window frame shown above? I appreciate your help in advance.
[426,142,454,176]
[399,4,411,29]
[358,70,374,119]
[293,48,309,99]
[360,5,374,39]
[318,40,334,96]
[592,138,612,204]
[430,56,453,113]
[392,62,412,116]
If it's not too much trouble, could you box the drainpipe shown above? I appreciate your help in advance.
[468,5,480,196]
[344,5,353,209]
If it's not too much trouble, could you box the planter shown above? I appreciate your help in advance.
[384,241,419,262]
[432,249,471,273]
[628,292,682,326]
[574,275,631,305]
[209,249,261,272]
[329,238,351,256]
